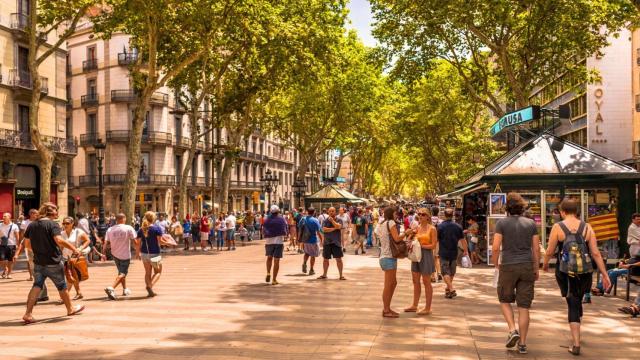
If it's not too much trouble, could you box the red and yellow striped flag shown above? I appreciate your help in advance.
[588,213,619,241]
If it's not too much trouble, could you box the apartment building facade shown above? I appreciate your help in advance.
[67,22,298,216]
[0,1,76,218]
[528,29,633,163]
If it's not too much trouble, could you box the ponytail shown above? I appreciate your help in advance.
[141,211,156,237]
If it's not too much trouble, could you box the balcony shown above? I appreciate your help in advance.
[79,175,98,186]
[111,89,137,102]
[0,129,77,155]
[79,133,100,147]
[106,130,172,146]
[105,174,176,186]
[170,99,187,114]
[150,92,169,106]
[8,70,48,94]
[239,150,267,162]
[10,13,28,31]
[81,93,99,107]
[82,58,98,72]
[117,52,138,66]
[174,136,191,149]
[106,130,129,142]
[229,180,262,190]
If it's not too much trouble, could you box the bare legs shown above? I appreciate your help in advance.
[382,269,398,316]
[444,274,455,292]
[111,274,127,290]
[266,256,279,283]
[303,254,316,272]
[143,260,162,296]
[321,258,343,278]
[500,303,530,345]
[407,272,433,313]
[569,322,581,347]
[23,286,76,322]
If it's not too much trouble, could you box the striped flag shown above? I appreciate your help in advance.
[588,213,619,241]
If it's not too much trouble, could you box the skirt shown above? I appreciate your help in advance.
[411,248,435,275]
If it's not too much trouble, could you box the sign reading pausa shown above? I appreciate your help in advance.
[490,106,541,137]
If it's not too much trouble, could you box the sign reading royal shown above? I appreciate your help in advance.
[490,105,541,137]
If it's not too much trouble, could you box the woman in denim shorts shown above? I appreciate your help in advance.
[136,212,171,297]
[375,206,414,318]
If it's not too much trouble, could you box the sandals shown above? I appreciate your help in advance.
[404,307,417,313]
[23,317,37,325]
[317,275,328,280]
[73,294,84,300]
[67,304,85,316]
[382,310,399,318]
[339,276,346,281]
[568,345,580,356]
[417,309,432,316]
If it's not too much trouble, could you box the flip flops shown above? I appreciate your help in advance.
[23,317,37,325]
[67,304,85,316]
[382,310,399,318]
[404,307,417,313]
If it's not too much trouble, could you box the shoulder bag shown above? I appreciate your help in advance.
[386,221,408,259]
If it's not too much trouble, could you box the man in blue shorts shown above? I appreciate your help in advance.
[263,205,288,285]
[299,207,323,276]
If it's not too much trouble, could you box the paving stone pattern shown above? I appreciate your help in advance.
[1,241,638,360]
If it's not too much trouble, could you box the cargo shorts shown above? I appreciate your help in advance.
[497,262,536,309]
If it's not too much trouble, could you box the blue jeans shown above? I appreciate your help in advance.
[366,226,373,247]
[33,262,67,291]
[597,268,628,292]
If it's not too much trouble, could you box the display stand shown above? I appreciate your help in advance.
[487,193,506,266]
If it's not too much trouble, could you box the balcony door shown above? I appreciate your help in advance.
[18,0,30,15]
[87,154,97,176]
[174,117,182,139]
[204,159,211,184]
[175,155,182,182]
[143,111,150,137]
[87,78,97,96]
[87,113,97,136]
[17,104,30,143]
[191,157,197,185]
[17,46,29,83]
[87,46,96,61]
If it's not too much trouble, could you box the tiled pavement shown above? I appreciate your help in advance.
[1,241,639,360]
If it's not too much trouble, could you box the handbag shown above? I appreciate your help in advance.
[69,255,89,281]
[408,239,422,262]
[386,221,408,259]
[174,224,183,236]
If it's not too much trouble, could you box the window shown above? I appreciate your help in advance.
[174,117,182,138]
[17,105,30,141]
[87,154,97,176]
[18,0,30,15]
[87,46,96,61]
[87,113,97,134]
[566,95,587,120]
[66,117,72,138]
[87,78,97,95]
[205,160,211,182]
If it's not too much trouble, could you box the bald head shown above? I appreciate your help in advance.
[328,207,336,217]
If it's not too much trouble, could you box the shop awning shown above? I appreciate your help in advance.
[438,183,487,199]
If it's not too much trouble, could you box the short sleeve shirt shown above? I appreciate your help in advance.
[106,224,137,260]
[353,215,366,235]
[137,225,163,254]
[300,216,321,244]
[0,222,19,246]
[495,216,538,265]
[24,219,63,265]
[323,218,342,246]
[437,220,464,261]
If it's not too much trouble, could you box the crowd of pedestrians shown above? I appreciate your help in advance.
[1,194,638,356]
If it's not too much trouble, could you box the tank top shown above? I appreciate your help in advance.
[415,225,434,247]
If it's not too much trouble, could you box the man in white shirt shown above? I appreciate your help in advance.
[628,213,640,257]
[226,213,237,251]
[0,213,20,279]
[104,213,137,300]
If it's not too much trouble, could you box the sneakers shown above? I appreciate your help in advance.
[104,287,117,300]
[302,263,307,274]
[506,330,520,348]
[308,269,315,276]
[518,344,527,354]
[122,288,131,297]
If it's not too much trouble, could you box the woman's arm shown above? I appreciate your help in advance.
[586,224,610,289]
[389,224,411,242]
[543,225,560,271]
[423,227,437,249]
[78,232,91,251]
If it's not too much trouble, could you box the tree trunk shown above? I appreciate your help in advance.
[178,107,200,219]
[122,98,149,224]
[332,152,346,178]
[219,152,233,212]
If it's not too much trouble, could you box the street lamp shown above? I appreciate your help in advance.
[292,178,306,209]
[260,168,279,208]
[94,139,107,239]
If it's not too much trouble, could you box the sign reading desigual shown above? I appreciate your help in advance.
[490,105,541,137]
[15,188,36,200]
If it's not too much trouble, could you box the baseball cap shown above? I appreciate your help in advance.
[270,205,280,213]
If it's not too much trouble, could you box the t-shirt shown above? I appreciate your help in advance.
[244,215,255,226]
[628,223,640,256]
[323,217,342,246]
[437,220,464,261]
[495,216,538,265]
[24,219,63,265]
[60,228,86,259]
[300,216,321,244]
[337,214,350,232]
[106,224,136,260]
[156,220,170,234]
[467,222,479,242]
[200,217,210,233]
[353,215,367,235]
[0,222,19,246]
[375,220,395,259]
[318,213,329,225]
[20,219,31,232]
[137,225,163,254]
[226,214,237,230]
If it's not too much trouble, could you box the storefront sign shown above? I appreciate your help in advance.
[15,188,36,200]
[490,106,541,137]
[592,86,606,143]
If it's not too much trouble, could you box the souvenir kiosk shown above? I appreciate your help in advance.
[304,184,365,210]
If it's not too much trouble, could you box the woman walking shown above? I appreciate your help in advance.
[405,208,437,315]
[135,211,171,297]
[182,217,192,250]
[216,214,226,251]
[376,207,414,318]
[543,199,610,355]
[60,217,91,300]
[190,214,200,251]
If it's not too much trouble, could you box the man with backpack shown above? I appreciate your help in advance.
[298,207,322,276]
[491,193,540,354]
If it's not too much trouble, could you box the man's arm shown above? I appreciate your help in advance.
[532,234,540,280]
[491,233,502,267]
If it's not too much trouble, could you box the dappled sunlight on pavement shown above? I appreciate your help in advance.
[0,242,638,359]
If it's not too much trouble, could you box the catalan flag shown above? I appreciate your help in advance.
[588,213,619,241]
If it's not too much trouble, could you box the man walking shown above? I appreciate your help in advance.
[104,213,137,300]
[628,213,640,257]
[263,205,288,285]
[226,212,237,251]
[319,207,346,280]
[352,208,368,255]
[0,213,20,279]
[364,206,374,248]
[299,207,323,276]
[22,202,85,324]
[491,193,540,354]
[437,208,468,299]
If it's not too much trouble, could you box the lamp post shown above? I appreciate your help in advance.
[292,178,306,209]
[260,168,279,209]
[94,139,107,239]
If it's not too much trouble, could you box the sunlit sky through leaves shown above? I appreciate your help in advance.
[347,0,377,47]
